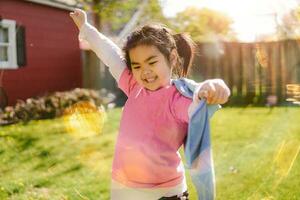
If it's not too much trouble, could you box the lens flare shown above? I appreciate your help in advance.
[255,44,269,68]
[272,140,300,188]
[63,101,106,138]
[286,84,300,105]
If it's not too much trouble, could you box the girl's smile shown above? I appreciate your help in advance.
[142,76,158,83]
[129,45,173,91]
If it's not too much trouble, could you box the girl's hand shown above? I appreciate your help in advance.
[196,79,230,104]
[69,8,87,30]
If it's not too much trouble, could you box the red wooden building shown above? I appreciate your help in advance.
[0,0,82,106]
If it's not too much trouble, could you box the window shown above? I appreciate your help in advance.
[0,19,18,69]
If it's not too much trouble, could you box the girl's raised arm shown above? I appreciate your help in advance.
[70,9,126,82]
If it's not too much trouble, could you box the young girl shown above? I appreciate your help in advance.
[70,9,230,200]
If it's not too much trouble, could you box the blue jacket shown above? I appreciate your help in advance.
[172,78,220,200]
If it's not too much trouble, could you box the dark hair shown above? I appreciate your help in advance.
[123,23,195,77]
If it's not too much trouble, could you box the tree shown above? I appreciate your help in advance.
[277,5,300,39]
[139,0,169,26]
[76,0,166,33]
[170,7,234,42]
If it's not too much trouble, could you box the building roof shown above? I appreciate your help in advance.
[25,0,82,11]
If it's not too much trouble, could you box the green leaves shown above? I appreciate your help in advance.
[76,0,166,33]
[171,7,234,42]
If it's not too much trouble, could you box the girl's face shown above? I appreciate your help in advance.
[129,45,175,91]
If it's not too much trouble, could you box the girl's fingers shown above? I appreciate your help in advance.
[206,83,215,103]
[198,82,214,102]
[213,86,229,104]
[221,90,229,104]
[69,12,77,19]
[70,8,84,17]
[70,12,79,17]
[197,79,230,104]
[74,8,83,12]
[208,82,216,94]
[207,84,221,104]
[214,88,225,104]
[197,79,231,104]
[208,94,217,104]
[198,90,208,101]
[216,85,224,104]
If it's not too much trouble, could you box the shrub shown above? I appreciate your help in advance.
[0,88,112,126]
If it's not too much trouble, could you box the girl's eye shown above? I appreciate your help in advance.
[133,66,140,70]
[149,61,157,65]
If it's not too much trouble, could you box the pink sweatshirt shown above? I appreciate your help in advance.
[113,68,192,186]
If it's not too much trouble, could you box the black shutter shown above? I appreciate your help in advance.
[16,25,26,67]
[0,86,8,110]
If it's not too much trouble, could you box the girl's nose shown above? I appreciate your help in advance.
[142,68,152,75]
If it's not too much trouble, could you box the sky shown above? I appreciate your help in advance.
[159,0,300,41]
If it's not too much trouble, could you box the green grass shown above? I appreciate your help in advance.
[0,107,299,200]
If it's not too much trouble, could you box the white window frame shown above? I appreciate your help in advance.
[0,19,18,69]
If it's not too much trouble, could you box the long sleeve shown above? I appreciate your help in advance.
[79,23,126,82]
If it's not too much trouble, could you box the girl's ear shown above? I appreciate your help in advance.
[169,49,177,68]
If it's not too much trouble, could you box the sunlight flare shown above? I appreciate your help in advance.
[273,140,300,188]
[286,84,300,105]
[162,0,299,41]
[63,101,106,138]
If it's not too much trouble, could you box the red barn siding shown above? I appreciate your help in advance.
[0,0,82,105]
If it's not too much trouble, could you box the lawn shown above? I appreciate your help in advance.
[0,107,299,200]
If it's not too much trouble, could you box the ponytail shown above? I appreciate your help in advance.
[173,33,195,77]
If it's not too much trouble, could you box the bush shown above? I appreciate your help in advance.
[0,88,110,126]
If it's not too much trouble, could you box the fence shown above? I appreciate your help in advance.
[192,39,300,105]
